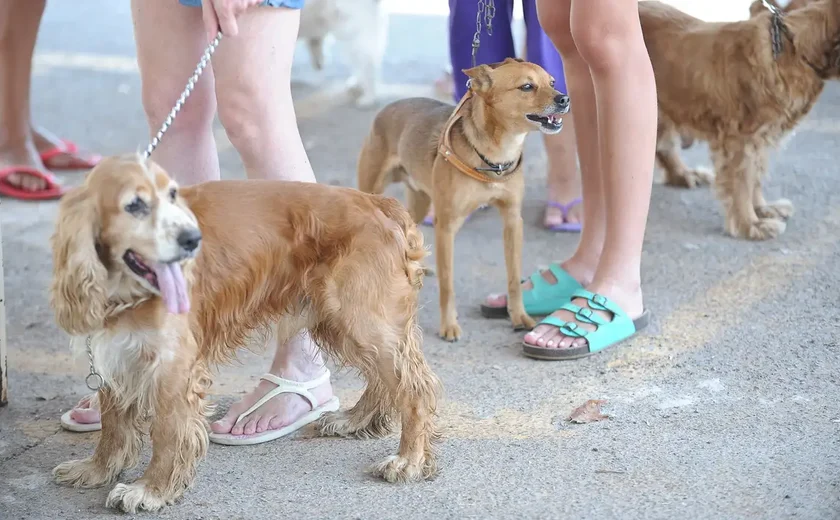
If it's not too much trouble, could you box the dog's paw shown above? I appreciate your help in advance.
[665,167,714,188]
[439,322,462,342]
[730,217,786,241]
[510,311,536,331]
[106,482,169,514]
[756,198,794,220]
[53,458,115,488]
[370,455,436,483]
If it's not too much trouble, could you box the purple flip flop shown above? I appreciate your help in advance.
[422,204,490,227]
[544,198,582,232]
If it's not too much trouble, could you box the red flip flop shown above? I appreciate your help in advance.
[39,139,102,170]
[0,166,66,201]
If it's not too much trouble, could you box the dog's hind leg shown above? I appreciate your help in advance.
[53,388,143,489]
[316,223,440,482]
[369,319,442,483]
[317,316,441,483]
[656,116,713,188]
[751,147,794,221]
[318,372,396,439]
[357,135,396,195]
[711,139,786,240]
[105,360,210,513]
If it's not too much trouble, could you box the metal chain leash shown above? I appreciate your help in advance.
[471,0,496,68]
[84,33,224,391]
[761,0,786,59]
[85,336,103,390]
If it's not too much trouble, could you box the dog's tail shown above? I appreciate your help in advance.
[373,195,428,288]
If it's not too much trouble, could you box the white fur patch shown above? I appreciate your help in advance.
[155,198,199,262]
[72,326,180,409]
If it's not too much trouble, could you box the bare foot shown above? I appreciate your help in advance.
[544,174,583,230]
[69,394,101,424]
[210,366,334,436]
[0,139,49,191]
[523,280,644,350]
[483,259,593,311]
[33,127,100,170]
[544,199,583,230]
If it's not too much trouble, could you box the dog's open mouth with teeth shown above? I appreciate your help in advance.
[526,112,564,134]
[123,250,191,314]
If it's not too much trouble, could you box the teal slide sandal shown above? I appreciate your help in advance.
[480,263,583,319]
[522,289,651,361]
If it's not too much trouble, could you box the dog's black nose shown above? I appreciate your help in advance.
[177,228,202,252]
[555,94,570,110]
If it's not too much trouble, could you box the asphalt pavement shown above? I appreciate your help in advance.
[1,1,838,519]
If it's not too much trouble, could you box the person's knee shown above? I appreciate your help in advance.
[536,0,575,57]
[141,82,215,138]
[570,12,640,73]
[217,83,290,157]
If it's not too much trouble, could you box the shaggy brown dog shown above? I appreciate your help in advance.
[50,155,441,513]
[642,0,840,240]
[357,58,569,340]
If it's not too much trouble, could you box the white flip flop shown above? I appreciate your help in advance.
[208,370,339,446]
[60,394,102,432]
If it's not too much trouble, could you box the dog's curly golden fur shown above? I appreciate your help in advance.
[49,155,442,513]
[641,0,840,239]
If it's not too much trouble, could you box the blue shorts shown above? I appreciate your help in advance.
[179,0,304,8]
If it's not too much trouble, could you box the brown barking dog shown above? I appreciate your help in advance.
[49,155,442,513]
[356,58,569,341]
[641,0,840,240]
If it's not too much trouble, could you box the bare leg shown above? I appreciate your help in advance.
[543,114,583,229]
[0,0,49,191]
[130,1,331,436]
[525,0,656,349]
[483,6,603,312]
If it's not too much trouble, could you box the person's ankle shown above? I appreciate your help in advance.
[271,360,328,382]
[586,275,644,315]
[562,256,597,286]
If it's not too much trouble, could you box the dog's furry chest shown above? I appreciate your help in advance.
[72,328,179,408]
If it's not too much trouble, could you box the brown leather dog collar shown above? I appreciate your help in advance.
[437,90,521,184]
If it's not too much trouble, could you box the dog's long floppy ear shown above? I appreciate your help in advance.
[49,186,108,335]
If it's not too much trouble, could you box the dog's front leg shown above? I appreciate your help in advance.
[751,147,794,221]
[435,210,467,342]
[498,199,535,330]
[106,364,209,513]
[53,388,142,489]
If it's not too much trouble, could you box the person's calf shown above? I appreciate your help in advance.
[217,92,315,183]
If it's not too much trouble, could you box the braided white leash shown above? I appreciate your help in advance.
[83,33,224,391]
[142,32,224,159]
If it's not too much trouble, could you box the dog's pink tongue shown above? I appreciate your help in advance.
[153,262,190,314]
